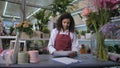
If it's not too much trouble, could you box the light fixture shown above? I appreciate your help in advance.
[3,1,8,16]
[3,1,20,18]
[26,8,41,19]
[3,15,20,18]
[3,1,41,19]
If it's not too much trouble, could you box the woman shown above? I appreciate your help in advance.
[48,13,78,57]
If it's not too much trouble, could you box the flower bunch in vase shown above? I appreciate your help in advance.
[81,0,119,61]
[15,21,33,37]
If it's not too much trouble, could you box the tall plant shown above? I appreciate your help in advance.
[33,9,52,32]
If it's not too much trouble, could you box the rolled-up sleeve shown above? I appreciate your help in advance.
[71,33,79,52]
[47,29,57,54]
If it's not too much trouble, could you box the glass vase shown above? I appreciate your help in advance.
[95,32,108,61]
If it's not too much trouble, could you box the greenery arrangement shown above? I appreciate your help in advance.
[9,26,15,35]
[107,44,120,54]
[86,29,90,33]
[15,21,33,36]
[80,30,86,36]
[42,26,50,33]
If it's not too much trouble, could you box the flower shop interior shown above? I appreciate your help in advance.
[0,0,120,68]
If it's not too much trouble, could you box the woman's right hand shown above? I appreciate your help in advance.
[52,51,77,57]
[68,51,77,58]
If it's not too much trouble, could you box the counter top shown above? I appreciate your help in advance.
[0,54,120,68]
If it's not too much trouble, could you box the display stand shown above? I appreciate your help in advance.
[0,34,20,64]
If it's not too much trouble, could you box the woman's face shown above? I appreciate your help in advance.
[62,18,70,31]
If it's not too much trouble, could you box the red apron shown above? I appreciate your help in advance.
[54,32,71,51]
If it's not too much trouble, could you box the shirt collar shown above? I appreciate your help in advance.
[60,29,69,33]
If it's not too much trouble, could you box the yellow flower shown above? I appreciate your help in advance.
[15,21,33,36]
[23,23,29,28]
[15,23,22,28]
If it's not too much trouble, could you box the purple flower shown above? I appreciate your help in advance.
[99,22,119,38]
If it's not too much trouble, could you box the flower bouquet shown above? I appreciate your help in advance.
[15,21,33,37]
[81,0,119,61]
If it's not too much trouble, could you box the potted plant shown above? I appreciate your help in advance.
[9,26,15,36]
[42,26,50,38]
[85,29,91,40]
[80,30,86,39]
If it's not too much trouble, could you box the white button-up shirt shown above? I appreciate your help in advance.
[47,28,79,54]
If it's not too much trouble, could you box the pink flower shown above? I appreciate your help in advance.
[81,8,90,16]
[106,0,118,10]
[90,0,118,10]
[98,0,117,10]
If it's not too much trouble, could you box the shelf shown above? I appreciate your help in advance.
[0,36,49,40]
[105,39,120,42]
[78,39,120,47]
[110,16,120,22]
[20,38,49,40]
[0,36,17,39]
[111,19,120,22]
[78,39,91,41]
[78,39,120,42]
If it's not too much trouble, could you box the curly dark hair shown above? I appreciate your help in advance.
[56,13,75,32]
